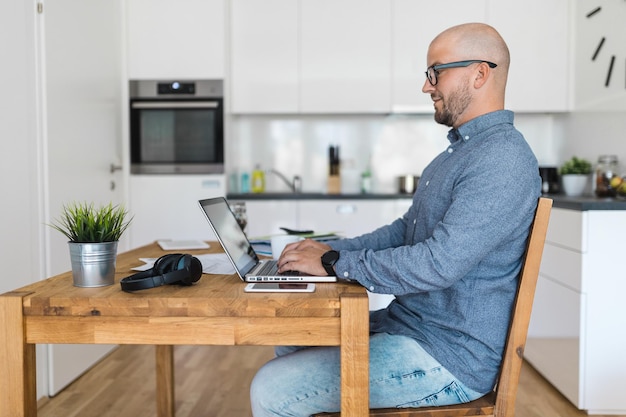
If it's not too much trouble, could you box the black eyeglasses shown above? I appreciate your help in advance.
[425,60,497,86]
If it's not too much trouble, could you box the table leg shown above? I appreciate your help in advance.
[339,293,369,416]
[156,345,175,417]
[0,291,37,417]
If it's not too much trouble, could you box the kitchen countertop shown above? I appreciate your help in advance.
[545,194,626,210]
[227,192,414,200]
[227,193,626,210]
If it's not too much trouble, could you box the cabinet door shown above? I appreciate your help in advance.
[392,0,487,112]
[300,0,391,113]
[242,200,299,238]
[526,276,583,407]
[488,0,570,111]
[128,175,226,247]
[299,200,401,238]
[230,0,298,113]
[126,0,225,79]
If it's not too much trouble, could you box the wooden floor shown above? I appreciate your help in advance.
[37,344,624,417]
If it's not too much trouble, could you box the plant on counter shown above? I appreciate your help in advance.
[49,202,132,243]
[559,156,592,176]
[559,157,592,197]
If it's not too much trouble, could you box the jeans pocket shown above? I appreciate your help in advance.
[400,380,471,408]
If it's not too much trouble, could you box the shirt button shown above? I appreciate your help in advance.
[447,148,454,153]
[413,219,417,225]
[464,135,470,140]
[369,286,375,291]
[343,271,349,278]
[425,180,430,186]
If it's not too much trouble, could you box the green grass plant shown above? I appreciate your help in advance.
[560,156,592,175]
[49,202,132,243]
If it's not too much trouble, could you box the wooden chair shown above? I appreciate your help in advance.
[314,197,552,417]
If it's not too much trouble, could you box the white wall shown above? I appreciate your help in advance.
[557,111,626,168]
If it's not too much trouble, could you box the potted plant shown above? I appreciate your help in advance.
[559,156,592,197]
[49,202,132,287]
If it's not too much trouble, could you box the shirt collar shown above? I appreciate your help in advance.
[447,110,514,144]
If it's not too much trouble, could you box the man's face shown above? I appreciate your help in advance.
[422,50,474,128]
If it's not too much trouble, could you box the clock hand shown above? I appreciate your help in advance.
[592,37,605,61]
[605,55,615,87]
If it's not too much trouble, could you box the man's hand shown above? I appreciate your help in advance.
[277,239,332,275]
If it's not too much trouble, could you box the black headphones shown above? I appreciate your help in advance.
[120,253,203,292]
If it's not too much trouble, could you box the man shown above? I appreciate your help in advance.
[250,22,541,416]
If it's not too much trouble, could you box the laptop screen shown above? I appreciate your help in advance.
[198,197,259,276]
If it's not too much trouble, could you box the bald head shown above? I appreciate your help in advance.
[431,23,510,89]
[424,23,510,127]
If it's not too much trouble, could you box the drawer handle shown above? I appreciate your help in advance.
[336,204,356,214]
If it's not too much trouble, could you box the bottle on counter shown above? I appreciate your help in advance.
[360,158,372,194]
[240,171,250,193]
[251,164,266,193]
[595,155,620,197]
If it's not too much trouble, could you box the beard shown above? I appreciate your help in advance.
[433,82,472,127]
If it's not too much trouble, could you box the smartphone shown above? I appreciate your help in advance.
[244,283,316,293]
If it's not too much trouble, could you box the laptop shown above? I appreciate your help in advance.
[198,197,337,283]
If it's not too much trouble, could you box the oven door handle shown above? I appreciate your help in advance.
[131,101,219,109]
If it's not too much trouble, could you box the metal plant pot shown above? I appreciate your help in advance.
[68,241,118,287]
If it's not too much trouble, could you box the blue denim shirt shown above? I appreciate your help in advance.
[328,110,541,393]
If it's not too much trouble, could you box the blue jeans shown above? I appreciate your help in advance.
[250,333,484,417]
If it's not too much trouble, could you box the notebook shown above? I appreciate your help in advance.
[198,197,337,283]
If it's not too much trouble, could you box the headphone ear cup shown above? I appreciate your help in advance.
[184,256,203,285]
[174,254,202,286]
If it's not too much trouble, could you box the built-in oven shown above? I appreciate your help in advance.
[129,80,224,174]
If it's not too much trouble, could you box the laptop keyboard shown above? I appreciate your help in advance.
[255,260,301,277]
[257,260,279,276]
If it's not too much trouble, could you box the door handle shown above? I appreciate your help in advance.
[110,164,123,174]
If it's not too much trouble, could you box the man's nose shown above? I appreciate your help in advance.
[422,78,434,94]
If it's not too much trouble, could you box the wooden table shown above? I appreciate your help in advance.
[0,242,369,417]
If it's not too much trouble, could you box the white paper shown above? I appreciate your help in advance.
[157,240,210,250]
[131,253,235,275]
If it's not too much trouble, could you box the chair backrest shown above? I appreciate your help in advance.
[493,197,552,417]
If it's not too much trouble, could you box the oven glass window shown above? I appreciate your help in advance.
[140,109,217,163]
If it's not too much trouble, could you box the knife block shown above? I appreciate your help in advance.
[327,175,341,194]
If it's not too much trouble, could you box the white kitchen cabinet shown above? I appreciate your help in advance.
[239,198,410,238]
[230,0,569,114]
[298,199,406,238]
[391,0,488,113]
[230,0,391,113]
[126,0,225,80]
[300,0,391,113]
[238,200,299,238]
[525,207,626,414]
[128,175,226,248]
[487,0,570,112]
[230,0,298,113]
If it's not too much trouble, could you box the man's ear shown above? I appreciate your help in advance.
[473,62,491,88]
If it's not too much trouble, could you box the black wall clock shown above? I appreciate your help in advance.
[586,2,625,88]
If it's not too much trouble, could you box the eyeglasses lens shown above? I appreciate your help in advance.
[426,67,437,86]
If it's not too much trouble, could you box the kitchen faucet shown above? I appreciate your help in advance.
[265,169,302,193]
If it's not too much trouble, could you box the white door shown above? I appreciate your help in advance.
[39,0,125,395]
